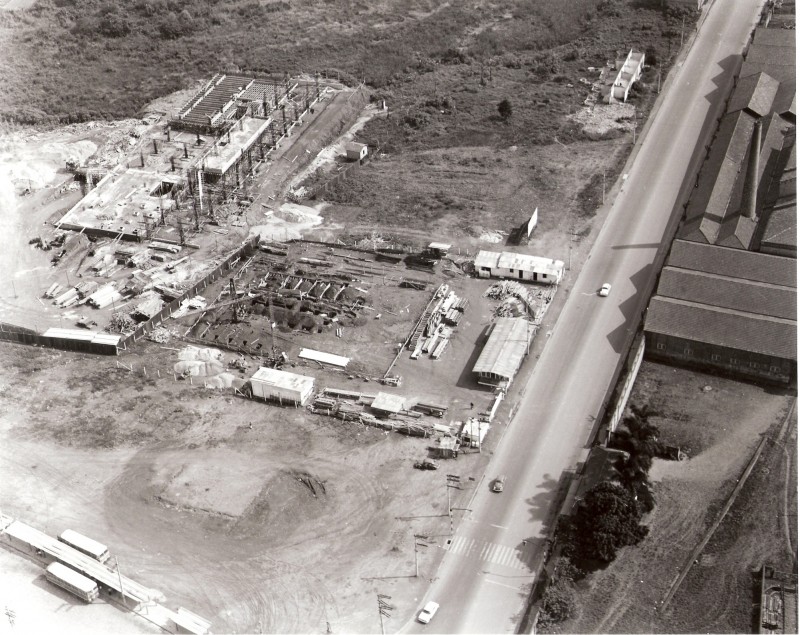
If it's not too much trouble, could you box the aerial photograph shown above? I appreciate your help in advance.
[0,0,795,633]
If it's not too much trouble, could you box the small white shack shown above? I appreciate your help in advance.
[460,419,491,448]
[345,142,368,162]
[250,367,315,405]
[474,250,564,285]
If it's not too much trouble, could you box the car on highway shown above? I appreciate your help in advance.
[492,475,507,492]
[417,601,440,624]
[599,282,612,297]
[414,459,439,470]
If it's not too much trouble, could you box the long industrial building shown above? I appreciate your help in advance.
[644,26,796,384]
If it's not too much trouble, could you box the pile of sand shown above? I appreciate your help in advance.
[204,373,237,389]
[174,346,226,377]
[178,345,223,362]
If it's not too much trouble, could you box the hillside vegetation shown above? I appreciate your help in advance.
[2,0,695,146]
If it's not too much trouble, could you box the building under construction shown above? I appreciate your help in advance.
[58,73,323,243]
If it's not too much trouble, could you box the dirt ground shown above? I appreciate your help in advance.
[0,323,514,634]
[549,362,797,634]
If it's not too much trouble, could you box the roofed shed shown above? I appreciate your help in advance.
[472,317,532,385]
[250,367,315,405]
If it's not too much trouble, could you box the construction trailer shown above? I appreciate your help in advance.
[474,250,564,285]
[250,367,315,405]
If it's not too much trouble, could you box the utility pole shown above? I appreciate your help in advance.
[377,594,393,635]
[114,556,127,608]
[602,169,606,204]
[446,474,461,534]
[680,15,686,48]
[414,534,429,577]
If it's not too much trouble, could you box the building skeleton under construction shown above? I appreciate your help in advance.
[58,72,324,244]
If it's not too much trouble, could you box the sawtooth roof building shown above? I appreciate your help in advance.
[644,26,796,384]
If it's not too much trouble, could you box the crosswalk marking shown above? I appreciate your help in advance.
[446,536,531,570]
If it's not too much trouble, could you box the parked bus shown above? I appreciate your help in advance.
[57,529,110,563]
[45,562,99,603]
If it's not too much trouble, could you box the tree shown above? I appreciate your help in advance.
[497,98,512,122]
[570,482,649,563]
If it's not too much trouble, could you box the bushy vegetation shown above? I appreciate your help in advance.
[539,403,664,631]
[1,0,698,137]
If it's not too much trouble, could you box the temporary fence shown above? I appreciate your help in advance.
[0,322,120,356]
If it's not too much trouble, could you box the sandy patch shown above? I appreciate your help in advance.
[250,201,327,241]
[568,103,635,138]
[479,230,506,243]
[159,451,269,517]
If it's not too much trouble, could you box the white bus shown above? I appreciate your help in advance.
[57,529,110,563]
[45,562,99,603]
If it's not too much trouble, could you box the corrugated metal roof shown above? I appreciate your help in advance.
[472,317,531,380]
[774,80,796,116]
[475,250,500,269]
[727,72,780,117]
[666,240,797,287]
[371,392,405,413]
[657,266,796,320]
[474,250,564,278]
[298,348,350,367]
[761,207,797,251]
[645,296,796,360]
[41,328,122,346]
[752,28,796,48]
[251,367,314,392]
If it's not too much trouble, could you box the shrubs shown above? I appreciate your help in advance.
[563,481,650,564]
[497,98,513,122]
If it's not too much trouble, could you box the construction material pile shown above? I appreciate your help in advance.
[173,346,225,377]
[409,285,467,360]
[484,280,555,323]
[147,326,176,343]
[108,312,136,333]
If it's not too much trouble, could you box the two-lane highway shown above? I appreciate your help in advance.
[403,1,765,632]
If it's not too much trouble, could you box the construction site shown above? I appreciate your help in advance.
[0,67,570,634]
[2,72,346,346]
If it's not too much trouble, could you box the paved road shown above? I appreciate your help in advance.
[401,1,765,633]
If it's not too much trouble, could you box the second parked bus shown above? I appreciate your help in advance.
[57,529,110,563]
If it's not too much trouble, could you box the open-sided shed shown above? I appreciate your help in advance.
[472,317,532,385]
[371,391,406,416]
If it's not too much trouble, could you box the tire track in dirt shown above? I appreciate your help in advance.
[103,442,387,633]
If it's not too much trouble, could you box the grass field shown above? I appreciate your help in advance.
[1,0,698,246]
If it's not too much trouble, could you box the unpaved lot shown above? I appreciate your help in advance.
[550,362,797,633]
[0,340,500,633]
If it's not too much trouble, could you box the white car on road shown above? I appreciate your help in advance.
[417,601,439,624]
[599,283,612,297]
